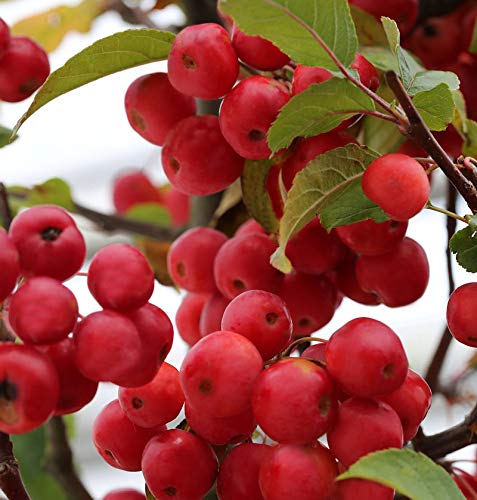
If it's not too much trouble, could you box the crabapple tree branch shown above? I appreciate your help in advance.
[418,0,469,21]
[0,433,30,500]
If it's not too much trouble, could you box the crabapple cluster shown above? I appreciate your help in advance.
[0,18,50,102]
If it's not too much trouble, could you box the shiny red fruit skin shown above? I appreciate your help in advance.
[259,442,338,500]
[356,237,430,307]
[235,219,267,237]
[8,277,78,345]
[336,219,408,256]
[214,233,284,300]
[326,317,408,398]
[378,369,432,441]
[351,53,380,91]
[447,283,477,347]
[252,358,338,443]
[0,36,50,102]
[232,27,289,71]
[142,430,218,500]
[162,115,244,195]
[221,290,292,360]
[9,205,86,282]
[291,64,332,95]
[333,478,394,500]
[185,403,256,446]
[88,243,154,311]
[362,153,430,221]
[217,443,272,500]
[199,292,230,337]
[0,228,20,302]
[92,400,160,471]
[112,171,162,214]
[279,272,337,337]
[37,337,98,416]
[103,489,146,500]
[125,72,196,146]
[167,23,238,99]
[119,362,184,428]
[161,186,190,226]
[453,470,477,499]
[175,293,209,346]
[219,76,290,159]
[180,331,263,417]
[335,254,380,305]
[327,397,403,467]
[0,343,59,434]
[167,227,227,293]
[0,18,10,57]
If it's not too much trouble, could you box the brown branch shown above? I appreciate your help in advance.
[386,71,477,213]
[0,433,30,500]
[43,417,93,500]
[425,183,457,392]
[0,183,13,231]
[418,0,469,21]
[181,0,223,25]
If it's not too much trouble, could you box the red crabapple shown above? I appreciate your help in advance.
[175,293,209,346]
[217,443,272,500]
[199,292,230,337]
[291,64,332,96]
[37,337,98,416]
[351,53,380,91]
[124,72,196,145]
[232,26,289,70]
[112,171,162,214]
[327,397,403,467]
[9,205,86,282]
[221,290,292,360]
[162,115,244,195]
[167,23,239,99]
[118,362,184,428]
[0,228,20,302]
[103,490,146,500]
[0,19,10,57]
[235,218,267,237]
[252,358,338,443]
[259,442,338,500]
[356,237,430,307]
[333,478,394,500]
[214,233,284,300]
[161,186,190,226]
[142,429,218,499]
[88,243,154,311]
[92,400,160,471]
[180,331,263,417]
[362,153,430,221]
[335,255,380,305]
[0,36,50,102]
[8,277,78,345]
[167,227,227,293]
[326,317,408,397]
[219,76,290,159]
[0,343,59,434]
[447,283,477,347]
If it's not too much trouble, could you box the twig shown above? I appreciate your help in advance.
[425,184,458,392]
[0,184,13,231]
[181,0,223,25]
[43,417,93,500]
[386,71,477,213]
[0,433,30,500]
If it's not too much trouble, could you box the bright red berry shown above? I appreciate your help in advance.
[333,478,394,500]
[0,228,20,302]
[447,283,477,347]
[142,429,218,499]
[175,293,209,346]
[162,115,244,195]
[88,243,154,311]
[291,64,332,96]
[362,153,430,221]
[199,292,230,337]
[112,170,162,214]
[103,489,146,500]
[335,254,380,305]
[161,186,190,226]
[167,23,239,99]
[125,72,196,145]
[0,18,10,57]
[235,219,267,237]
[9,205,86,282]
[219,76,290,159]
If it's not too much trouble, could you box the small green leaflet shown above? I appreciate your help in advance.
[463,119,477,157]
[267,78,375,153]
[339,449,465,500]
[0,125,15,148]
[469,19,477,54]
[413,84,456,131]
[349,5,386,45]
[363,115,404,154]
[125,203,171,227]
[450,215,477,273]
[241,159,280,233]
[13,29,175,135]
[8,178,74,212]
[271,144,386,273]
[219,0,358,69]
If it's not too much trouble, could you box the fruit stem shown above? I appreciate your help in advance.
[0,183,13,231]
[280,336,327,358]
[426,203,468,224]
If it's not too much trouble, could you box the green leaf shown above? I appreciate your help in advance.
[362,115,404,154]
[349,5,386,45]
[0,125,16,148]
[13,29,175,134]
[360,46,398,73]
[339,449,465,500]
[469,19,477,54]
[408,71,460,96]
[12,178,75,211]
[267,78,375,152]
[11,0,102,53]
[413,84,456,132]
[450,224,477,273]
[271,144,384,272]
[12,427,66,500]
[125,203,171,226]
[219,0,358,69]
[241,159,280,234]
[463,119,477,157]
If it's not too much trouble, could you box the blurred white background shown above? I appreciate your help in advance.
[1,1,477,498]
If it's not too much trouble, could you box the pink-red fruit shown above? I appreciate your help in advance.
[0,228,20,302]
[112,171,161,214]
[447,283,477,347]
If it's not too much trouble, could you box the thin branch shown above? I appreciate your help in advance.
[43,417,93,500]
[386,71,477,213]
[0,184,13,231]
[181,0,223,25]
[0,433,30,500]
[418,0,469,21]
